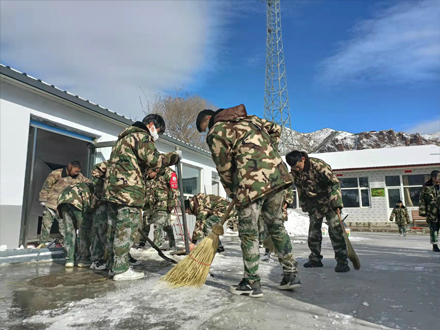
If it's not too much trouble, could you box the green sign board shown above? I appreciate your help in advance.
[371,188,385,197]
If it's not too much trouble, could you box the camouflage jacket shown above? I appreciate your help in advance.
[189,193,234,242]
[206,104,292,207]
[143,167,180,213]
[389,206,410,226]
[57,182,97,216]
[102,122,180,207]
[291,153,343,218]
[92,161,107,201]
[39,168,90,210]
[284,186,296,208]
[419,179,440,223]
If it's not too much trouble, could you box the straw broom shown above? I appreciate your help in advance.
[338,213,361,270]
[161,200,235,287]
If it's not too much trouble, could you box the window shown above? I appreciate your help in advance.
[385,174,430,208]
[385,176,401,187]
[387,188,401,208]
[181,164,201,195]
[339,177,370,208]
[402,174,430,207]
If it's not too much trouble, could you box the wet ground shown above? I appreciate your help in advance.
[0,232,438,330]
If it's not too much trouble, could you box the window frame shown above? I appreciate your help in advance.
[385,174,429,208]
[339,177,371,209]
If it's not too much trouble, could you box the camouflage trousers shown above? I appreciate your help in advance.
[428,221,439,244]
[237,190,298,282]
[308,212,348,264]
[40,207,65,244]
[107,203,140,274]
[142,210,175,248]
[398,225,407,235]
[90,203,108,262]
[59,204,92,263]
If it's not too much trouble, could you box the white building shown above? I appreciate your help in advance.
[0,64,226,249]
[286,146,440,227]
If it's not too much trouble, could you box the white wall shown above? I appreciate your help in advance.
[328,167,437,223]
[0,77,223,247]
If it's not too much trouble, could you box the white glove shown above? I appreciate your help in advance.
[176,150,183,160]
[40,202,46,206]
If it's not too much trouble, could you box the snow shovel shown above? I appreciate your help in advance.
[338,213,360,270]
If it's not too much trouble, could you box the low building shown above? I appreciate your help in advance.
[286,146,440,229]
[0,64,226,249]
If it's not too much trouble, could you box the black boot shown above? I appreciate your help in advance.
[216,241,225,254]
[278,273,302,290]
[304,260,323,268]
[230,278,263,298]
[335,263,350,272]
[433,244,440,252]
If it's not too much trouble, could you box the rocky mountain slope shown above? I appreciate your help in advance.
[283,128,440,154]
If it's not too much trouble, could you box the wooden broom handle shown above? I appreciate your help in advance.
[220,200,235,226]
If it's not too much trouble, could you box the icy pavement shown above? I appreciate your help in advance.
[0,232,439,330]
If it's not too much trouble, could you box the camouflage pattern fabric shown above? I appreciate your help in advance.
[206,105,293,207]
[92,161,107,200]
[39,168,90,210]
[145,167,180,213]
[291,156,343,219]
[227,213,238,231]
[308,212,348,264]
[146,211,175,248]
[106,202,141,273]
[237,190,298,282]
[57,182,97,215]
[428,222,439,244]
[39,207,65,244]
[419,180,439,223]
[398,225,407,235]
[59,204,92,263]
[389,207,410,226]
[103,122,179,207]
[90,203,108,262]
[188,193,235,242]
[419,180,440,244]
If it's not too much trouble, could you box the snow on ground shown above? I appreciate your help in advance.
[284,210,328,237]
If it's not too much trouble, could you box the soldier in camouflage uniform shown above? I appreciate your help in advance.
[140,166,179,250]
[102,114,181,281]
[389,200,410,237]
[196,105,301,297]
[286,150,349,272]
[419,170,440,252]
[57,182,96,267]
[284,186,296,221]
[89,161,109,270]
[38,161,89,247]
[184,193,234,253]
[259,186,296,261]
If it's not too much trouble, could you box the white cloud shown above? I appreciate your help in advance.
[406,118,440,135]
[0,1,227,120]
[318,0,440,86]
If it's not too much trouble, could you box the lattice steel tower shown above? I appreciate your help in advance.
[264,0,292,152]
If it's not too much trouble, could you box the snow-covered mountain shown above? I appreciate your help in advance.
[282,128,440,154]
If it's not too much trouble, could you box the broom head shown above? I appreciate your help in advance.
[161,224,224,287]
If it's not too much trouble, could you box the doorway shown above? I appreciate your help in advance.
[21,127,92,244]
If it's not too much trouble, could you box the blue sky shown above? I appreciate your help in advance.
[1,0,439,134]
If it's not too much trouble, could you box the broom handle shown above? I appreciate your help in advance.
[219,200,235,226]
[175,159,190,254]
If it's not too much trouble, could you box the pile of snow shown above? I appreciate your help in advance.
[284,210,328,237]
